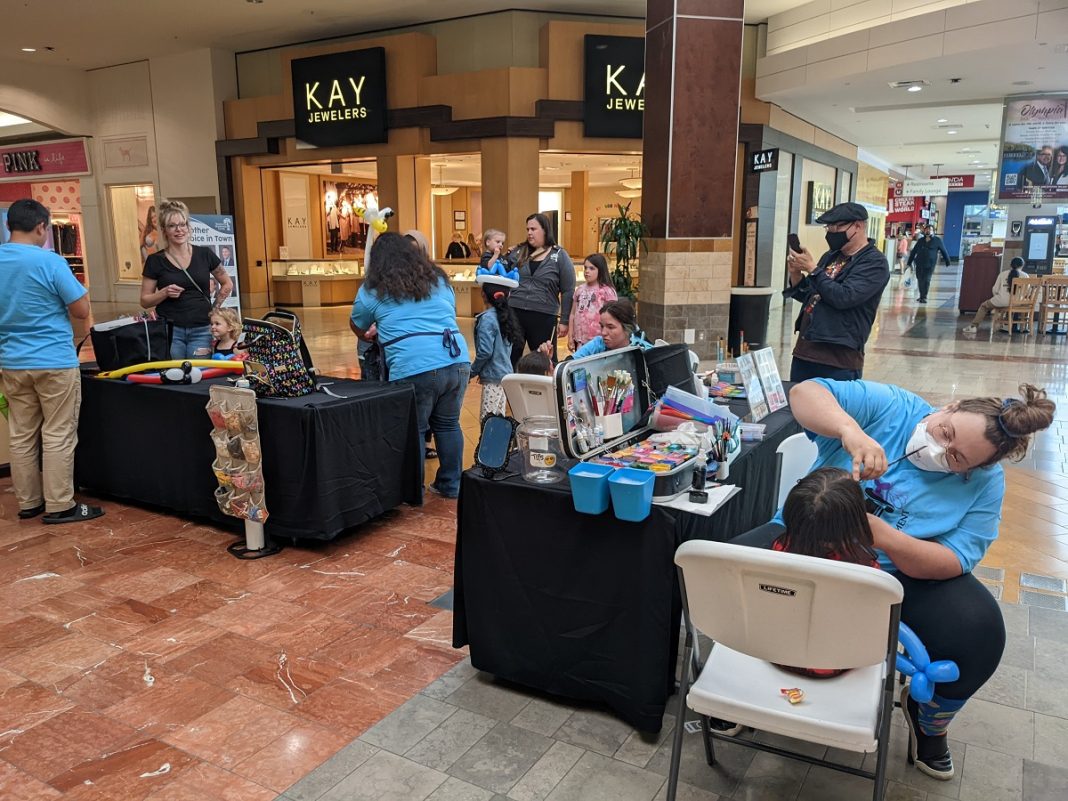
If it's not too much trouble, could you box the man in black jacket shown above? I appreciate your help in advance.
[784,202,890,382]
[907,224,951,304]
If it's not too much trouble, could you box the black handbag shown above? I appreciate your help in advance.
[87,316,171,371]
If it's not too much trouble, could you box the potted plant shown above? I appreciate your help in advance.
[599,202,648,301]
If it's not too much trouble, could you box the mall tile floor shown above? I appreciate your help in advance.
[0,264,1066,800]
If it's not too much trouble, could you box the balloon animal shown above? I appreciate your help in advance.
[356,194,394,255]
[896,622,960,704]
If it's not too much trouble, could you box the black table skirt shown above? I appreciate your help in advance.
[75,375,422,540]
[452,400,800,732]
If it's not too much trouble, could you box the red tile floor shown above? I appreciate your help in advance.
[0,489,464,800]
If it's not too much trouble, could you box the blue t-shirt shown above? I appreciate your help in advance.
[0,243,87,370]
[573,332,654,360]
[351,278,469,381]
[771,379,1004,574]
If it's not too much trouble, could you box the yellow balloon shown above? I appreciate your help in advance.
[355,207,366,218]
[372,218,389,233]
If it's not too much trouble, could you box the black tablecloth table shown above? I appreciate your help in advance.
[452,400,799,732]
[75,375,422,540]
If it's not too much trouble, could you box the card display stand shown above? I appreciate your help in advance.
[206,384,281,559]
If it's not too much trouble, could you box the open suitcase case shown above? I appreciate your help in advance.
[548,343,709,501]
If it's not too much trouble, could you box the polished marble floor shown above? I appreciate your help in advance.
[0,264,1065,799]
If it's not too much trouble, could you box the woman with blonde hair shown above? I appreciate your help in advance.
[141,199,233,359]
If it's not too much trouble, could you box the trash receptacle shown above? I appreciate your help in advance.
[727,286,776,356]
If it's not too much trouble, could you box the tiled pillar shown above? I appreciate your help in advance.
[640,0,744,358]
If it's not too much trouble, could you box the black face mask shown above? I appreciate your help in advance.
[825,228,850,252]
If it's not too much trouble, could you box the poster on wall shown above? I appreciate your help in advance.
[189,214,241,317]
[324,181,374,254]
[137,189,158,265]
[280,173,312,259]
[997,95,1068,201]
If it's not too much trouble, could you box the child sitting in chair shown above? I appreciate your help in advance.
[773,466,880,678]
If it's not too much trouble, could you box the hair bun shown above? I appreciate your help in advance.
[1001,383,1056,437]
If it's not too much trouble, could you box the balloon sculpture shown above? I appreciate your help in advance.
[355,193,394,256]
[896,622,960,703]
[475,259,520,289]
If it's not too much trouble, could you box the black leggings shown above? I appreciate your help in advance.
[731,523,1005,700]
[511,308,559,367]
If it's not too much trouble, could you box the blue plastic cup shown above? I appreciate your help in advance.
[568,462,616,515]
[608,467,656,522]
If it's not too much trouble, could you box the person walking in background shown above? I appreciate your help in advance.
[962,257,1027,334]
[0,199,104,524]
[907,223,951,304]
[784,202,890,382]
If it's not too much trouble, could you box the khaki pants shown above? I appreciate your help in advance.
[971,299,1000,326]
[2,368,81,513]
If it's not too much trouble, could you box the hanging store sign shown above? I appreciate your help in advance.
[583,35,645,139]
[889,196,916,213]
[928,174,975,189]
[291,47,388,148]
[0,139,90,182]
[900,178,949,197]
[750,148,779,173]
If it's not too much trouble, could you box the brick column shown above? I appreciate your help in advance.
[640,0,744,359]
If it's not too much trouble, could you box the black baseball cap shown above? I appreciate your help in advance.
[815,202,868,225]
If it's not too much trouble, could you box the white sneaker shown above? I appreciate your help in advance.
[962,325,977,334]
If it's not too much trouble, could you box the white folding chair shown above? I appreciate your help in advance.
[501,374,556,421]
[667,541,903,801]
[774,432,819,509]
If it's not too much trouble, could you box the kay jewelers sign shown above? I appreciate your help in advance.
[584,35,645,139]
[291,47,388,148]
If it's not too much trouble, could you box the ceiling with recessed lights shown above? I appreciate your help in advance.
[0,1,799,71]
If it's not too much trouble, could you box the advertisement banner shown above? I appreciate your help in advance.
[997,95,1068,201]
[190,214,241,318]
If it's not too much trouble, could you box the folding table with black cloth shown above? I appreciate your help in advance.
[452,397,799,733]
[74,375,423,540]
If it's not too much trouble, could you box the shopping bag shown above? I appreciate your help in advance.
[88,315,172,371]
[241,310,316,398]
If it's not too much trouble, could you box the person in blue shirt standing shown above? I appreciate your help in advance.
[725,378,1055,781]
[0,199,104,523]
[350,232,470,499]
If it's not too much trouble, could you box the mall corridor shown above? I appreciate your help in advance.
[1,265,1065,801]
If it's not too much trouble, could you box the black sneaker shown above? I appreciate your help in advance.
[901,686,954,780]
[707,718,744,736]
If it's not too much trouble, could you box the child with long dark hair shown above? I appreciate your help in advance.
[567,253,617,352]
[773,466,879,678]
[471,274,523,420]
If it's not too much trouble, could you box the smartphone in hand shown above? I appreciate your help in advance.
[788,233,803,253]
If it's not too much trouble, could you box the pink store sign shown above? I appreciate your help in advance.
[0,139,91,182]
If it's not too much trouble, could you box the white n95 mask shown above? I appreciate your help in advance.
[906,421,952,473]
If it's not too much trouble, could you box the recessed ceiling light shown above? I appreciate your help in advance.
[947,130,958,135]
[907,85,923,92]
[937,118,948,123]
[21,47,36,52]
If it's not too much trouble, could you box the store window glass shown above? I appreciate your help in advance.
[109,184,157,282]
[838,171,852,203]
[768,151,794,309]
